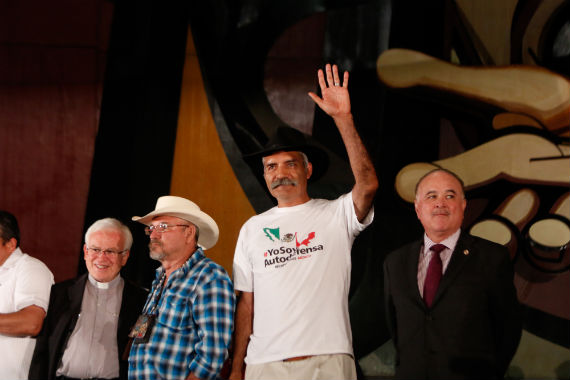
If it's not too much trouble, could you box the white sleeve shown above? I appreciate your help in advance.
[232,224,253,292]
[14,257,54,312]
[343,191,374,235]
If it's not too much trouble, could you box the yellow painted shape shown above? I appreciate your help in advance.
[470,220,512,245]
[553,192,569,217]
[498,189,538,226]
[377,49,570,130]
[171,28,256,274]
[492,113,542,130]
[395,134,570,203]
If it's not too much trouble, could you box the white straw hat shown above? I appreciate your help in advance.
[132,196,219,250]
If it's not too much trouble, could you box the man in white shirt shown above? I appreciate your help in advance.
[229,64,378,380]
[0,210,54,379]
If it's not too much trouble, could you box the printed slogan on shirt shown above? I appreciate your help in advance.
[262,227,324,268]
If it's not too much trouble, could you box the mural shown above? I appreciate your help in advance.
[23,0,555,378]
[376,47,569,377]
[367,1,569,378]
[186,0,569,378]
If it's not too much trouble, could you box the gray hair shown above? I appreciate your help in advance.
[261,151,309,169]
[300,152,309,168]
[85,218,133,251]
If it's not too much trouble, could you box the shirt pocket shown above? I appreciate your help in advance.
[157,291,193,332]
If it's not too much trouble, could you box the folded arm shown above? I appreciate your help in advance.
[0,305,46,337]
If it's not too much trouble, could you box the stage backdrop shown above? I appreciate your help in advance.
[0,0,568,379]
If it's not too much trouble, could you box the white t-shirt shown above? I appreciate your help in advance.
[233,192,374,364]
[0,248,54,379]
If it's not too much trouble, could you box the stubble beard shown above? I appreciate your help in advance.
[149,240,166,261]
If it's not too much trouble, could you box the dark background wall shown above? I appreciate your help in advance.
[0,0,112,281]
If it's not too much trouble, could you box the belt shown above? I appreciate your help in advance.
[283,355,313,362]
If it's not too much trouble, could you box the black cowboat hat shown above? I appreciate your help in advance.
[243,126,329,181]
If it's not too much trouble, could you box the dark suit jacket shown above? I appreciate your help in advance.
[383,232,522,379]
[29,274,148,380]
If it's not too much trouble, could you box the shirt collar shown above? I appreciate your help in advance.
[1,247,23,268]
[183,247,205,272]
[88,273,122,289]
[423,228,461,254]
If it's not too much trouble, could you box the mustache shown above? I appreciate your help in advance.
[271,178,297,189]
[149,239,163,249]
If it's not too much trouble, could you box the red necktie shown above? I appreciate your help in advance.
[423,244,446,308]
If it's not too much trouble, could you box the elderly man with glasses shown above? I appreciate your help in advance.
[29,218,148,380]
[127,196,235,380]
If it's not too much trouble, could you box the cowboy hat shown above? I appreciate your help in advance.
[132,196,219,250]
[243,126,329,181]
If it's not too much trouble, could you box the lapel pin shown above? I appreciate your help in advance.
[463,249,469,255]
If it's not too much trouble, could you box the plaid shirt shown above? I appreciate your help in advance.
[128,248,235,380]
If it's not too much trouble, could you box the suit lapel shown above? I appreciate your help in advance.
[405,240,425,306]
[118,280,132,338]
[68,274,88,311]
[432,232,473,306]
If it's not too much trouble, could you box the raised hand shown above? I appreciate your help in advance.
[308,63,378,221]
[308,63,351,118]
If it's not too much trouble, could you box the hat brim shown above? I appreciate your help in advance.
[132,208,219,250]
[243,144,329,182]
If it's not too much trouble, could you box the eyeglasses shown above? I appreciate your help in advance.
[144,223,190,236]
[87,247,127,257]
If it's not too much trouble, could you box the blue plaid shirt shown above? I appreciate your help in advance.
[128,248,235,380]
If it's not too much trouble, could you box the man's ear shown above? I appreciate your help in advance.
[120,250,130,266]
[4,237,17,252]
[414,199,420,219]
[187,224,198,244]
